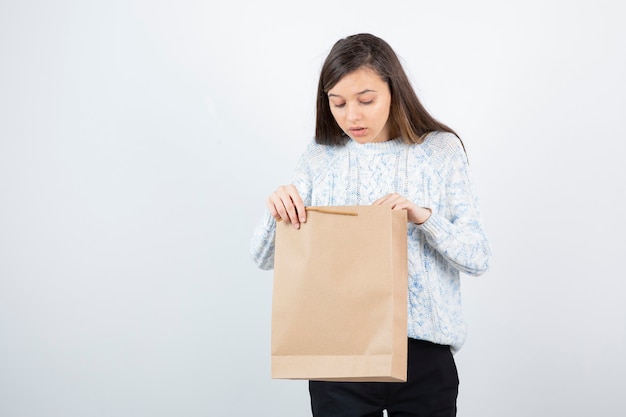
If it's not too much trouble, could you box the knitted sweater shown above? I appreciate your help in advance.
[250,131,491,353]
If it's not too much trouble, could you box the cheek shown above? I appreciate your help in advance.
[375,101,392,123]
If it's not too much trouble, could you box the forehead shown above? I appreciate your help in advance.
[328,67,387,95]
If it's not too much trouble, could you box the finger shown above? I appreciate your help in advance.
[288,187,306,223]
[372,193,392,206]
[267,190,294,224]
[389,196,414,211]
[267,192,285,220]
[280,186,302,227]
[275,186,302,228]
[266,195,281,221]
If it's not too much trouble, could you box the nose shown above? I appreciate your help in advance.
[346,102,361,122]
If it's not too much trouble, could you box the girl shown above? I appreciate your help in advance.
[250,33,491,417]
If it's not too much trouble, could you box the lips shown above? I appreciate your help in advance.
[349,127,368,137]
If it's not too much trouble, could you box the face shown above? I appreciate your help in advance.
[327,67,393,144]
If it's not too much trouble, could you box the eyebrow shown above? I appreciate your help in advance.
[328,89,376,98]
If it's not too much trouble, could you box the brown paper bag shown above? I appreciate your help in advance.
[271,205,408,382]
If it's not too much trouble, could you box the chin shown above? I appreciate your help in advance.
[350,136,375,144]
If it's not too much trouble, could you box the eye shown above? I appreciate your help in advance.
[331,102,346,109]
[360,100,373,105]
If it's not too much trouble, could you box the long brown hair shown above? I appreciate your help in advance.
[315,33,458,146]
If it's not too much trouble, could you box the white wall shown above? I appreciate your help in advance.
[1,1,624,416]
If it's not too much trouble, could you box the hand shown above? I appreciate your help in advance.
[267,184,306,229]
[372,193,432,225]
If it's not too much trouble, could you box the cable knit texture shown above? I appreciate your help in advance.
[250,131,491,353]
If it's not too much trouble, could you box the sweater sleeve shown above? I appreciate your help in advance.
[249,142,315,270]
[417,134,492,276]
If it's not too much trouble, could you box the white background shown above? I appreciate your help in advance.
[1,1,624,416]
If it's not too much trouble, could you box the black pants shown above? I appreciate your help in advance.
[309,339,459,417]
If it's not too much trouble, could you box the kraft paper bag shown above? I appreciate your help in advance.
[272,205,408,382]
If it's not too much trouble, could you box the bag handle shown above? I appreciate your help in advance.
[276,207,358,222]
[305,207,358,216]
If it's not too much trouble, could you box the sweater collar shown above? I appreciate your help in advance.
[345,136,406,154]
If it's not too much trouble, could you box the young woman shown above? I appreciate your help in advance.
[250,33,491,417]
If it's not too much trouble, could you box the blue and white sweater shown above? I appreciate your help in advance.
[250,131,491,353]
